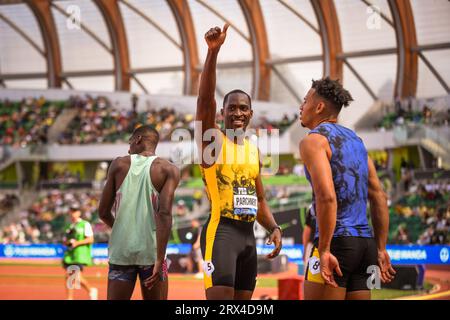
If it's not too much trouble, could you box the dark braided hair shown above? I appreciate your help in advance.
[311,77,353,112]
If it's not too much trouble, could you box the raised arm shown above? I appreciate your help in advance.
[196,24,229,135]
[367,156,396,283]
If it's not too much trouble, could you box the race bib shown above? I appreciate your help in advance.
[233,187,257,216]
[308,256,321,275]
[203,261,215,276]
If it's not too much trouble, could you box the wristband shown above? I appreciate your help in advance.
[269,225,282,235]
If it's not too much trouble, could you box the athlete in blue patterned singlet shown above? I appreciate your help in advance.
[299,77,396,300]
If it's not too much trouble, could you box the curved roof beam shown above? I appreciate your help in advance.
[388,0,418,98]
[311,0,343,81]
[239,0,271,100]
[94,0,131,91]
[167,0,200,95]
[26,0,62,87]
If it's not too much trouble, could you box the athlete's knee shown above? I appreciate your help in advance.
[206,286,234,300]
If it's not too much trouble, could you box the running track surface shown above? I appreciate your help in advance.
[0,259,292,300]
[399,266,450,300]
[0,260,448,300]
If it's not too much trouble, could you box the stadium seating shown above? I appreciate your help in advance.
[0,98,66,147]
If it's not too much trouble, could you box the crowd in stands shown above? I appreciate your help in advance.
[377,96,450,130]
[0,190,105,244]
[45,169,82,184]
[0,94,298,148]
[0,193,19,217]
[391,180,449,245]
[57,96,196,144]
[58,96,298,144]
[254,114,297,134]
[0,97,66,147]
[0,188,204,244]
[1,176,448,245]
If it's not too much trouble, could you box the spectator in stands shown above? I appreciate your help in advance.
[434,207,449,244]
[395,224,411,244]
[417,227,434,245]
[422,105,432,125]
[0,97,64,147]
[175,200,188,216]
[400,158,413,192]
[132,94,138,114]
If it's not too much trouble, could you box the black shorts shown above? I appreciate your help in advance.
[200,216,257,291]
[305,237,378,292]
[63,263,86,272]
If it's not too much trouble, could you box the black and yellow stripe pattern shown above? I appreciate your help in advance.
[200,134,259,288]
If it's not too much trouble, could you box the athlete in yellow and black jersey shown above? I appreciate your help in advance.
[196,24,282,300]
[200,133,259,292]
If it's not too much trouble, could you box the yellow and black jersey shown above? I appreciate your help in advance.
[200,133,260,223]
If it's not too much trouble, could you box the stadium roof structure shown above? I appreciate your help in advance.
[0,0,449,128]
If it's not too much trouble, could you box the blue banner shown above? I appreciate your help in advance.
[386,245,450,265]
[0,243,191,260]
[0,244,449,265]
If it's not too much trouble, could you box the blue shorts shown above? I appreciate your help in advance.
[108,261,168,283]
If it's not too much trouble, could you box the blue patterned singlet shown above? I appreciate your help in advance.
[304,123,373,239]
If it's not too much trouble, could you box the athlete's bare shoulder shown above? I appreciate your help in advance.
[116,155,131,166]
[152,157,179,175]
[300,134,327,151]
[150,158,180,193]
[108,155,130,175]
[300,133,331,162]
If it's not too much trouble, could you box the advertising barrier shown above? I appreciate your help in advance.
[1,244,449,265]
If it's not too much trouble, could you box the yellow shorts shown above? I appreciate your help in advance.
[305,247,324,284]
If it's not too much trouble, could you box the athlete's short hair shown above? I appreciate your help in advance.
[311,77,353,112]
[132,125,159,144]
[223,89,252,109]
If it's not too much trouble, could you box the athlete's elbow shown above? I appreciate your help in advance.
[369,189,388,206]
[98,207,107,220]
[98,203,109,219]
[315,193,336,205]
[156,209,172,218]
